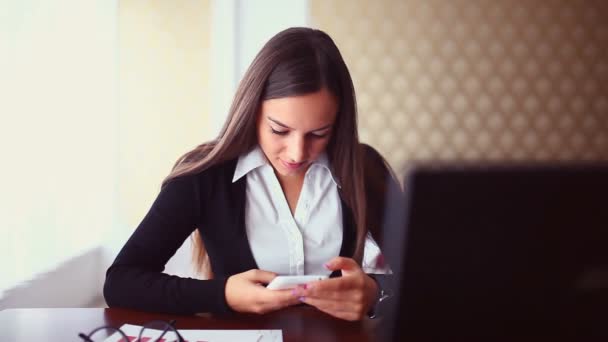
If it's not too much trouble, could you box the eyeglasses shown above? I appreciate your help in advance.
[78,319,185,342]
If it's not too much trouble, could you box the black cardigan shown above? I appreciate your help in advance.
[103,157,360,315]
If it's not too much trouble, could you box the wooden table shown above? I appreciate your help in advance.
[0,306,380,341]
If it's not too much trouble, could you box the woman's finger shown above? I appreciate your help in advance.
[243,269,278,284]
[323,257,361,276]
[300,276,364,300]
[262,288,301,310]
[226,269,300,314]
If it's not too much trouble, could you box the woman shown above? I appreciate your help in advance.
[104,27,399,321]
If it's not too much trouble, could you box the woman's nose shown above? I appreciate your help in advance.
[287,136,306,162]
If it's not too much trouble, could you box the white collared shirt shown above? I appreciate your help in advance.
[233,146,388,275]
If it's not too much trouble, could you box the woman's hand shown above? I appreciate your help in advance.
[225,269,301,314]
[293,257,379,321]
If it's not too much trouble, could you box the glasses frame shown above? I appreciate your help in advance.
[78,319,185,342]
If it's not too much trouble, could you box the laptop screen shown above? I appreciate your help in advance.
[380,163,608,339]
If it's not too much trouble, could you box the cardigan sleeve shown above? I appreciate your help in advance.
[103,175,232,315]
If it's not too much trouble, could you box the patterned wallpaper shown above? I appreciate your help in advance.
[310,0,608,175]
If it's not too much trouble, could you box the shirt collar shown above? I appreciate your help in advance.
[232,146,268,183]
[310,152,341,188]
[232,146,341,188]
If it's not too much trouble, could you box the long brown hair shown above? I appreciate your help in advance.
[163,27,368,276]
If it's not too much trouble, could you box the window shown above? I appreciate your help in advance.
[0,0,118,298]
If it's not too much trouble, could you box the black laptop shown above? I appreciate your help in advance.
[379,163,608,339]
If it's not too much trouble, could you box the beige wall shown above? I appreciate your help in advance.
[119,0,212,228]
[311,0,608,175]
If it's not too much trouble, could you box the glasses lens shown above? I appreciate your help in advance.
[140,321,181,342]
[86,327,129,342]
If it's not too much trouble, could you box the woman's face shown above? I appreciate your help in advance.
[257,88,338,180]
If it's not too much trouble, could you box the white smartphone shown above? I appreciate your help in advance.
[266,275,329,290]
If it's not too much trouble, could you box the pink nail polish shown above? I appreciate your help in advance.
[298,296,305,302]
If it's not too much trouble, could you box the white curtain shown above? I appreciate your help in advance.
[0,0,118,297]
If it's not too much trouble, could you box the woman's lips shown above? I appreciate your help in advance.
[281,159,305,171]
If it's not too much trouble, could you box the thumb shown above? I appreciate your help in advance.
[244,269,278,284]
[324,257,361,276]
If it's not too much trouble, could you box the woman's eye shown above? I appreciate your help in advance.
[308,132,328,139]
[271,128,288,135]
